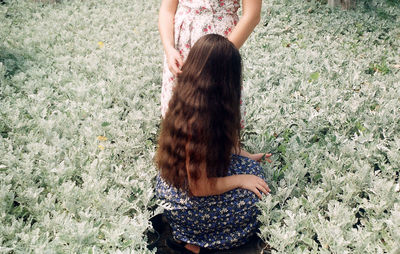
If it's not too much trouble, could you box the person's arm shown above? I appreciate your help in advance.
[158,0,183,76]
[189,172,270,199]
[228,0,262,49]
[237,149,272,163]
[232,143,272,163]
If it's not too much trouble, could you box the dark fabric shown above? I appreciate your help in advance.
[156,154,265,250]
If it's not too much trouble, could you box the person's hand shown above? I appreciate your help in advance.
[166,47,183,76]
[248,153,272,163]
[238,174,270,199]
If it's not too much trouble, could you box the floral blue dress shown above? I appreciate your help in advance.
[156,154,265,250]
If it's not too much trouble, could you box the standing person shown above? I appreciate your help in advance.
[159,0,262,118]
[155,34,270,254]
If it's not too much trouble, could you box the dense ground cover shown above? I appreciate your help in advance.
[0,0,399,253]
[248,1,400,253]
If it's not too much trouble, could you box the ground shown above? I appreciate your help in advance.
[0,0,399,253]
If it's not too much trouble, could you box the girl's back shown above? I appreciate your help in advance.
[156,34,270,252]
[156,154,264,250]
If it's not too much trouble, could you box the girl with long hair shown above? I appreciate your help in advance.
[156,34,270,254]
[159,0,262,124]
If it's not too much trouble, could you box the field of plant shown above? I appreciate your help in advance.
[0,0,399,253]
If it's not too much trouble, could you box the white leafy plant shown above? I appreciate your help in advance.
[1,0,399,253]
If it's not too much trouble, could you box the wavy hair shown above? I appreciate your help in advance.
[156,34,242,192]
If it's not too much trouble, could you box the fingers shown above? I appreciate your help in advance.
[169,63,180,76]
[173,58,183,75]
[252,178,271,199]
[266,183,271,193]
[168,51,183,76]
[253,153,273,163]
[252,187,262,199]
[253,153,264,162]
[240,175,271,199]
[262,153,272,163]
[257,180,270,196]
[168,58,181,76]
[261,181,271,194]
[176,56,183,72]
[252,185,269,199]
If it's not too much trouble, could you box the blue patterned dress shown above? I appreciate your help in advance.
[156,154,265,250]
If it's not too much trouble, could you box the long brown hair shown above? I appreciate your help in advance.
[156,34,242,191]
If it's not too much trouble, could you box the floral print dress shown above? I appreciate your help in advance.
[161,0,245,127]
[156,154,264,250]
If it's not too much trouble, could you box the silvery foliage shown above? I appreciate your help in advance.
[1,0,160,252]
[241,0,400,253]
[0,0,399,253]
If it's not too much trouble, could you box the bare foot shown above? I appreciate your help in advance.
[184,243,200,253]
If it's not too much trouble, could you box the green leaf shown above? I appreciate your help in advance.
[101,121,111,127]
[309,72,320,82]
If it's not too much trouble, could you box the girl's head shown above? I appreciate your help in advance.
[156,34,242,191]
